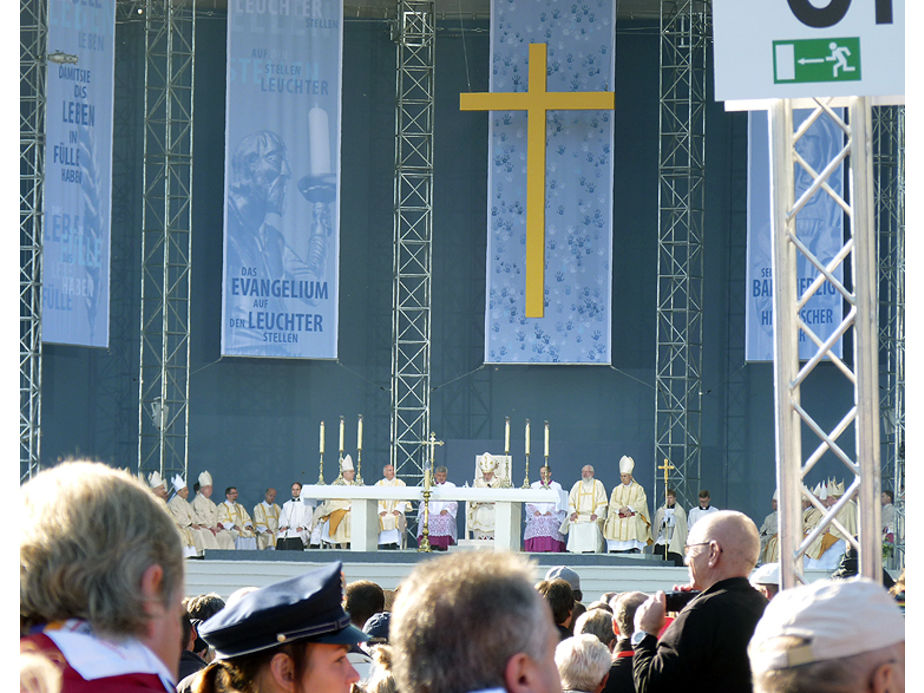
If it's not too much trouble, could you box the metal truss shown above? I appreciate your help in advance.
[389,1,435,483]
[137,0,196,484]
[771,98,882,588]
[20,0,47,482]
[873,105,904,571]
[653,0,709,511]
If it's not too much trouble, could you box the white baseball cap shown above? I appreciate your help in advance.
[748,578,904,672]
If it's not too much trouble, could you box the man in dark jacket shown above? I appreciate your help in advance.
[632,510,767,693]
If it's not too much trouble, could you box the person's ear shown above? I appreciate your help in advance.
[268,651,297,692]
[869,660,898,693]
[504,653,537,693]
[140,564,164,614]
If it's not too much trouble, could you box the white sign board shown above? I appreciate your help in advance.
[713,0,904,102]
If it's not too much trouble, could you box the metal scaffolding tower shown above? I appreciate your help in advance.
[20,0,47,482]
[389,1,435,482]
[137,0,196,483]
[771,98,882,587]
[653,0,709,510]
[874,105,904,570]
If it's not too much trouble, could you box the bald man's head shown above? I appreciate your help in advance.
[687,510,761,588]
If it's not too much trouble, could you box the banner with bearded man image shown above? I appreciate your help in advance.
[221,0,342,358]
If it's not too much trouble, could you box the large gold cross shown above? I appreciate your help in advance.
[460,42,614,318]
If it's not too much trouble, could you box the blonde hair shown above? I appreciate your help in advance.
[555,634,612,692]
[20,461,184,637]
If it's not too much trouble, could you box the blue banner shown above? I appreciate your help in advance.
[484,0,615,364]
[745,109,844,362]
[42,0,115,347]
[221,0,342,358]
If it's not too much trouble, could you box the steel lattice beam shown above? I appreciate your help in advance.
[389,1,435,484]
[873,105,904,571]
[20,0,46,482]
[653,0,709,510]
[137,0,195,483]
[771,98,882,588]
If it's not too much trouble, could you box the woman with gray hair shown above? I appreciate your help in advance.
[555,634,612,693]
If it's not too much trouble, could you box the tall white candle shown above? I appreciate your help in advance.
[504,417,510,453]
[357,415,363,451]
[525,420,531,456]
[338,416,345,452]
[319,420,325,454]
[544,421,550,457]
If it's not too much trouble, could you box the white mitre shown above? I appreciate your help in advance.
[172,474,186,492]
[341,454,354,471]
[198,470,213,487]
[479,453,498,474]
[148,470,165,489]
[619,455,635,475]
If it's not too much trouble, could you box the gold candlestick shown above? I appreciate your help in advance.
[419,466,432,552]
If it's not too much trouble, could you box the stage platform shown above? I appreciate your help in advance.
[185,548,688,599]
[184,550,838,600]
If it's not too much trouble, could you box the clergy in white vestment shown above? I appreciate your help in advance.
[252,487,281,550]
[467,453,511,540]
[564,465,608,553]
[652,488,687,566]
[147,470,169,502]
[524,466,568,552]
[167,473,206,557]
[805,479,857,570]
[315,455,356,548]
[375,463,409,549]
[687,489,720,528]
[277,481,312,550]
[758,490,779,565]
[417,465,458,550]
[217,486,257,550]
[603,456,652,553]
[190,470,234,550]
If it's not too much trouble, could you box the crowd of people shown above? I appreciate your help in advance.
[20,461,906,693]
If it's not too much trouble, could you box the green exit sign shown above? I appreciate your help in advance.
[772,37,862,84]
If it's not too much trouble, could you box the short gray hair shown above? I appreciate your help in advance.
[20,461,184,638]
[574,608,616,649]
[555,634,611,691]
[391,552,551,693]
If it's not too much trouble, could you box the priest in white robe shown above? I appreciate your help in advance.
[564,465,608,553]
[805,479,857,570]
[252,487,281,550]
[603,455,652,553]
[417,465,457,550]
[758,491,779,565]
[277,481,312,550]
[191,470,234,550]
[466,453,510,540]
[652,487,687,565]
[524,465,568,552]
[375,463,409,549]
[218,486,257,550]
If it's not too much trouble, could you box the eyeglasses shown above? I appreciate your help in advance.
[683,541,711,555]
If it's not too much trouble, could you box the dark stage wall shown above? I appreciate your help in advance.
[40,16,855,527]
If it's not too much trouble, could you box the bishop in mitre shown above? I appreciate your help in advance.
[603,455,652,553]
[563,464,608,553]
[167,473,207,557]
[804,478,856,570]
[190,470,235,550]
[375,463,409,549]
[467,453,510,540]
[314,454,357,548]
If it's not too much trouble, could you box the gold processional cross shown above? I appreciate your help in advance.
[460,42,615,318]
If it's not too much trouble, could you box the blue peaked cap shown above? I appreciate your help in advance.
[199,561,368,659]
